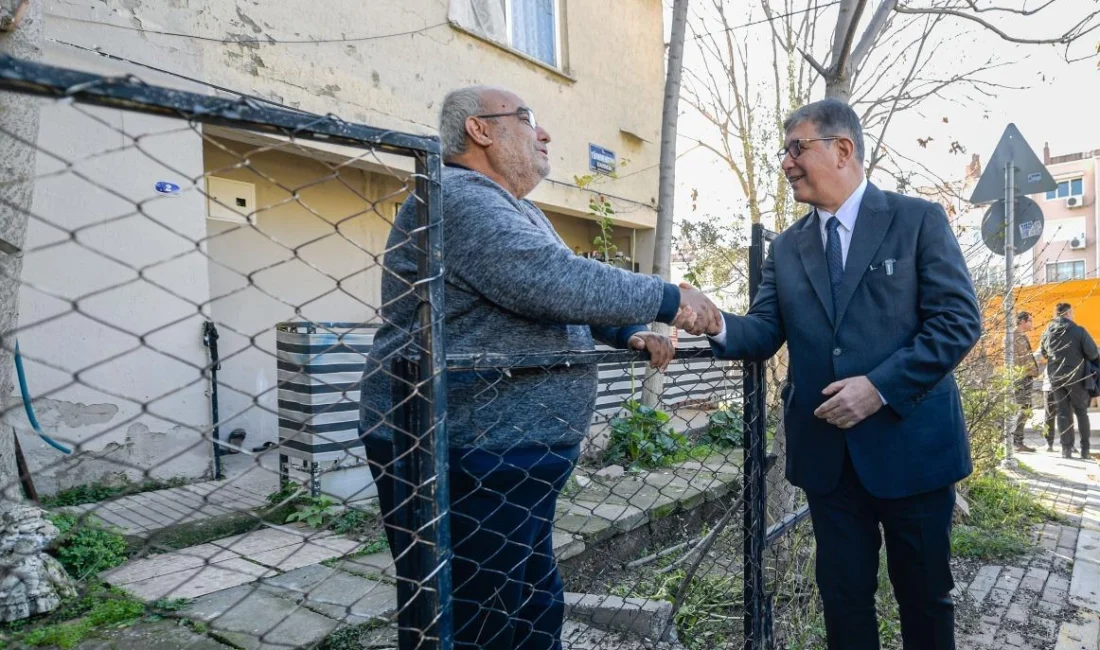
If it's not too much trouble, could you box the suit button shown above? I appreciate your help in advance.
[833,348,842,356]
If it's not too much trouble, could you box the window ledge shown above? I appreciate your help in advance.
[449,21,577,83]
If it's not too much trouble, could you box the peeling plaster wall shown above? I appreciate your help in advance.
[18,0,666,493]
[44,0,665,228]
[13,45,214,494]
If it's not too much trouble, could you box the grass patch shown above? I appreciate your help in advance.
[0,584,158,649]
[612,568,742,649]
[951,471,1061,560]
[40,477,189,509]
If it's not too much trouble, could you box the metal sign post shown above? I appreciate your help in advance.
[1003,161,1016,467]
[970,124,1056,468]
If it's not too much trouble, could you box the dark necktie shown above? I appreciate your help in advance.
[825,216,843,313]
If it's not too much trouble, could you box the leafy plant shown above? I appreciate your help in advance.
[285,496,340,528]
[331,508,374,536]
[266,484,307,508]
[48,514,129,581]
[703,408,744,448]
[605,400,688,469]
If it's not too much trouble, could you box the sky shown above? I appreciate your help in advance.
[667,0,1100,227]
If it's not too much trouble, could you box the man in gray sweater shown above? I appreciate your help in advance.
[358,86,718,650]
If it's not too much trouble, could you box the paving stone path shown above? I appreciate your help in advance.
[954,431,1100,650]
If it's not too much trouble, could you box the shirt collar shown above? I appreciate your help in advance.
[818,176,869,232]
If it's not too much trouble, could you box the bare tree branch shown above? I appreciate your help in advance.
[895,3,1100,46]
[798,46,829,75]
[850,0,898,70]
[866,14,936,175]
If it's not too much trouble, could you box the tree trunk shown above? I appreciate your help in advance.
[824,73,853,102]
[642,0,688,408]
[0,0,43,501]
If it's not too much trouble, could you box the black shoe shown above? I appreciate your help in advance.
[1062,448,1075,459]
[1083,449,1092,460]
[1047,443,1055,452]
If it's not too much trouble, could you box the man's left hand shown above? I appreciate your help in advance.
[814,376,883,429]
[629,332,675,371]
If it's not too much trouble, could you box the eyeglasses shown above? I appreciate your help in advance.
[474,107,537,130]
[775,136,841,162]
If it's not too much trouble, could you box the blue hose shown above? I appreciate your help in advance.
[14,342,72,455]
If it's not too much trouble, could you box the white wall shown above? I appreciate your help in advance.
[10,49,214,492]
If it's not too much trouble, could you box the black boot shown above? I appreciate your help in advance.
[1063,447,1075,459]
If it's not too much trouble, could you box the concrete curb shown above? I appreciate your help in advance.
[563,592,676,642]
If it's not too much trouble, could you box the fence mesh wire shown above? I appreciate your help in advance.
[3,53,1095,650]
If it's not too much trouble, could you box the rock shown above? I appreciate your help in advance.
[595,465,625,481]
[0,502,76,622]
[954,493,971,522]
[574,475,593,489]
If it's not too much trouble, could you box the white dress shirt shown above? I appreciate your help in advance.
[710,176,867,345]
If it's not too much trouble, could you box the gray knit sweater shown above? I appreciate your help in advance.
[358,166,679,452]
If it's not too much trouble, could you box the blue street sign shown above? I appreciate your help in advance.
[589,144,616,175]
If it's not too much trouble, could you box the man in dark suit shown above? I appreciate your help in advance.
[1040,302,1098,459]
[676,99,981,649]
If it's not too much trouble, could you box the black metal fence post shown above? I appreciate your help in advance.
[410,149,451,650]
[743,222,770,650]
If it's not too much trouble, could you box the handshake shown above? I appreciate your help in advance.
[673,283,723,337]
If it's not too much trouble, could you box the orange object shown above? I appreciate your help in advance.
[983,278,1100,363]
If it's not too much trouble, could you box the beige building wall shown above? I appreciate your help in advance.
[16,1,667,493]
[1029,154,1099,284]
[202,138,404,448]
[47,0,665,232]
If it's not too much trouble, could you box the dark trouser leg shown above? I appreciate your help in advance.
[363,436,399,560]
[1044,391,1057,448]
[448,446,577,650]
[511,450,575,650]
[1055,386,1076,453]
[1013,378,1032,445]
[805,455,883,650]
[1071,389,1091,456]
[877,483,957,650]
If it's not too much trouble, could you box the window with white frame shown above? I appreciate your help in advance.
[1046,260,1086,282]
[450,0,562,68]
[1046,178,1084,200]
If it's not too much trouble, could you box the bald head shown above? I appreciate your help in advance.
[437,85,552,199]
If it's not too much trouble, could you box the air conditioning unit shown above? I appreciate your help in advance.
[1065,196,1086,209]
[1070,233,1088,250]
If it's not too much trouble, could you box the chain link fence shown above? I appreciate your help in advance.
[0,52,816,650]
[14,50,1090,650]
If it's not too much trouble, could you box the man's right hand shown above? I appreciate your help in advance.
[673,283,722,336]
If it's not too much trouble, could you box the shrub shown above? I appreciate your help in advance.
[605,400,688,469]
[48,514,129,581]
[703,408,743,448]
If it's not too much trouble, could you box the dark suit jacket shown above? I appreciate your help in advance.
[712,183,981,499]
[1040,317,1099,393]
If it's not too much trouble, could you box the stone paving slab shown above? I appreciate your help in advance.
[183,584,339,650]
[123,557,277,601]
[105,524,361,601]
[258,564,397,624]
[1055,612,1100,650]
[1071,528,1100,613]
[75,620,232,650]
[57,477,275,539]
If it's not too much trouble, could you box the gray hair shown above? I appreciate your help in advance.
[439,86,488,158]
[783,98,865,163]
